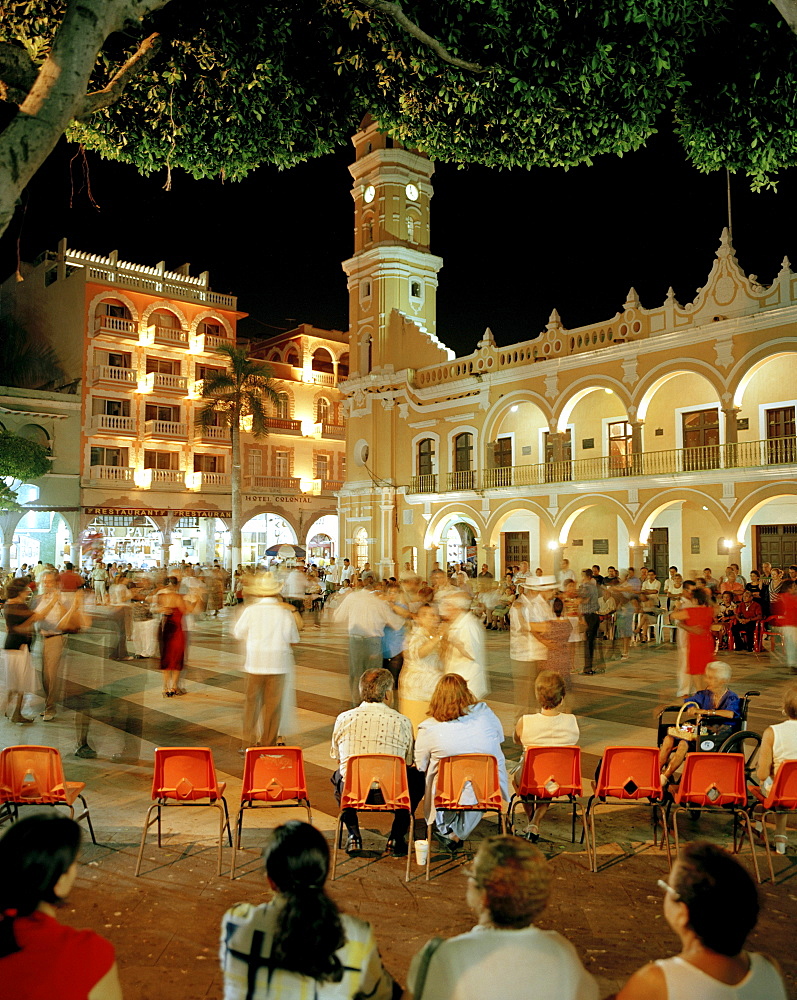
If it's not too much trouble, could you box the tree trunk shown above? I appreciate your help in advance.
[0,0,169,240]
[230,409,242,572]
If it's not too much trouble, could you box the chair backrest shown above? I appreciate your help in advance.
[595,746,662,801]
[517,746,582,798]
[341,754,410,811]
[242,747,308,803]
[152,747,222,801]
[678,752,746,807]
[434,754,503,811]
[765,759,797,810]
[0,746,69,804]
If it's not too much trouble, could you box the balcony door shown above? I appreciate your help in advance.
[492,436,513,486]
[766,406,796,464]
[608,420,633,476]
[682,408,719,471]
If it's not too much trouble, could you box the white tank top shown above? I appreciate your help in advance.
[654,954,786,999]
[772,718,797,770]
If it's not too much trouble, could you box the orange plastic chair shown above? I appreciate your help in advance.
[753,759,797,881]
[427,754,505,880]
[231,747,312,879]
[507,746,590,867]
[331,754,414,882]
[135,747,231,877]
[670,752,761,883]
[586,746,669,873]
[0,745,96,843]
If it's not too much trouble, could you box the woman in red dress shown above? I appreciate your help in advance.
[154,576,187,697]
[671,585,715,693]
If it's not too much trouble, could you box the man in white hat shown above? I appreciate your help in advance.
[440,591,489,699]
[512,575,558,712]
[233,572,300,751]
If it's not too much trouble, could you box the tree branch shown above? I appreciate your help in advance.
[358,0,486,72]
[78,32,163,118]
[0,42,39,104]
[771,0,797,35]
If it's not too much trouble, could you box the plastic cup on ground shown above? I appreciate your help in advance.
[414,840,429,865]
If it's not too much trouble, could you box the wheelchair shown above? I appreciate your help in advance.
[656,689,763,785]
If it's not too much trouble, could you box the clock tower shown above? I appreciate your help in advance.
[342,115,449,376]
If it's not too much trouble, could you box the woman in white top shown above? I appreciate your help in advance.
[220,821,393,1000]
[513,670,579,842]
[415,674,509,852]
[398,604,445,735]
[617,841,786,1000]
[756,684,797,854]
[439,591,489,699]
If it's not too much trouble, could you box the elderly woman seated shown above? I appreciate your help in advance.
[659,660,741,785]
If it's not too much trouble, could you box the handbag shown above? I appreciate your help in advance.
[667,701,701,741]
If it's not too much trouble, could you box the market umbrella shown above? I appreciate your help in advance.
[264,544,306,558]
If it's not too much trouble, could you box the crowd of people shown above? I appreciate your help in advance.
[1,553,795,998]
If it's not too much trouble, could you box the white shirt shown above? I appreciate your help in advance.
[408,924,598,1000]
[444,611,489,699]
[283,569,307,599]
[330,701,414,778]
[233,598,299,674]
[340,564,355,582]
[526,593,555,659]
[517,712,580,748]
[333,589,403,638]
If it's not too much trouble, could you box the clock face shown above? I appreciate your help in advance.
[405,183,419,201]
[363,185,375,203]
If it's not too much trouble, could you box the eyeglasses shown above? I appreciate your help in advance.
[657,878,679,899]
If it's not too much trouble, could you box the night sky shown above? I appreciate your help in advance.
[2,119,796,359]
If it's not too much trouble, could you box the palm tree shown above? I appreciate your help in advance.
[0,315,65,388]
[197,344,279,570]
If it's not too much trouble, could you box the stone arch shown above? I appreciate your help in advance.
[241,508,300,543]
[87,290,139,331]
[272,384,295,418]
[635,363,726,422]
[484,500,554,547]
[555,378,631,432]
[734,486,797,545]
[730,343,797,408]
[554,495,634,545]
[425,506,485,549]
[410,431,440,477]
[481,392,551,461]
[141,300,190,329]
[190,310,234,339]
[311,346,335,373]
[302,509,339,547]
[636,491,729,545]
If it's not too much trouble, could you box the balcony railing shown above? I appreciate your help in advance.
[151,325,188,345]
[89,465,133,482]
[151,372,188,391]
[408,437,797,494]
[409,474,438,494]
[320,422,345,439]
[203,334,229,350]
[321,479,344,492]
[90,414,135,433]
[193,423,230,441]
[149,468,184,484]
[265,417,302,433]
[144,419,187,438]
[305,371,336,386]
[197,471,230,487]
[93,315,137,338]
[244,475,301,491]
[91,365,136,385]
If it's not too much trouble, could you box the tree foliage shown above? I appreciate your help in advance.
[0,431,51,510]
[0,0,796,207]
[0,315,65,388]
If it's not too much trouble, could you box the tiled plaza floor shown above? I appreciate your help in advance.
[3,610,796,998]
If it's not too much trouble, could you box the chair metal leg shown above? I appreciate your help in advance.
[303,798,312,824]
[426,819,434,881]
[156,803,162,846]
[135,803,159,876]
[75,794,97,845]
[576,801,592,871]
[331,815,344,880]
[230,807,244,880]
[222,796,232,847]
[735,808,762,884]
[405,814,414,882]
[588,802,600,872]
[760,809,777,883]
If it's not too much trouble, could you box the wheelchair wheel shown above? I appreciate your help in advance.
[718,730,763,782]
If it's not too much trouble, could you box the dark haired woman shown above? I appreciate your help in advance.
[220,821,394,1000]
[153,576,187,697]
[0,814,121,999]
[616,841,786,999]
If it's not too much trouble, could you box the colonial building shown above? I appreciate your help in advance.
[1,243,346,567]
[337,117,797,580]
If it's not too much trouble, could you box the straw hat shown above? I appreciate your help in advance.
[244,572,283,598]
[522,574,558,590]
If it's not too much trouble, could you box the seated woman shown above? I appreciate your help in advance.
[659,661,741,784]
[731,588,763,652]
[407,836,598,1000]
[513,670,580,842]
[398,603,445,735]
[616,841,787,999]
[220,821,394,1000]
[713,590,738,649]
[0,814,122,1000]
[755,684,797,855]
[415,674,509,852]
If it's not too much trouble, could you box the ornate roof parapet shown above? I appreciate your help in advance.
[476,327,496,350]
